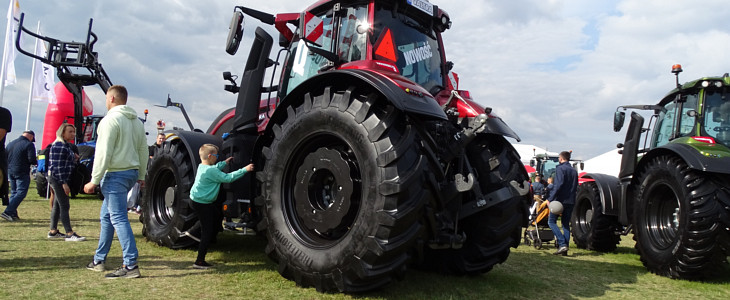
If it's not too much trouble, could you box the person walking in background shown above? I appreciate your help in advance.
[83,85,148,279]
[149,133,165,159]
[189,144,253,269]
[531,174,545,203]
[0,106,12,207]
[47,124,85,241]
[2,130,36,221]
[547,151,578,256]
[545,176,554,198]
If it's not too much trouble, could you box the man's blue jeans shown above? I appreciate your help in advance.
[4,174,30,217]
[94,169,139,267]
[548,203,574,248]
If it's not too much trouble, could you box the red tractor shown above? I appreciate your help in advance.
[143,0,531,292]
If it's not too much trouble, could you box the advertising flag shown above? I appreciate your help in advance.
[31,36,54,102]
[1,0,20,87]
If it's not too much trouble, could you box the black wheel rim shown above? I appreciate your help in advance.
[150,168,177,225]
[282,133,362,248]
[644,182,680,250]
[575,197,594,235]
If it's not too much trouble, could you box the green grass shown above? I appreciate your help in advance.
[1,180,729,299]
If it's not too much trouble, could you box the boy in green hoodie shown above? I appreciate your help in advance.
[189,143,253,269]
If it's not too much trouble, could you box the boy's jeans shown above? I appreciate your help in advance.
[94,169,139,267]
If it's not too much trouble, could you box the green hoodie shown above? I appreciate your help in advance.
[90,105,148,184]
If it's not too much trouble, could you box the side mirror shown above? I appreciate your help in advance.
[613,111,626,132]
[225,11,244,55]
[529,159,535,167]
[579,162,584,170]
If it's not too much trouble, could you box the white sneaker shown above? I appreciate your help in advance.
[65,233,87,242]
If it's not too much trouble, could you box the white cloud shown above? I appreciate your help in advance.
[2,0,729,162]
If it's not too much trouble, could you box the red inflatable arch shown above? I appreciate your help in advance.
[41,82,93,148]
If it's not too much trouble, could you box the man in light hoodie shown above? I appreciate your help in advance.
[83,85,148,279]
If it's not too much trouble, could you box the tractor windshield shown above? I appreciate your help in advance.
[703,89,730,145]
[373,2,444,94]
[539,157,560,180]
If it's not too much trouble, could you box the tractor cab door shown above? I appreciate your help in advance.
[652,92,698,147]
[280,4,369,99]
[702,88,730,145]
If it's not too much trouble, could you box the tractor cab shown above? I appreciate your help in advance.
[279,0,451,98]
[614,65,730,176]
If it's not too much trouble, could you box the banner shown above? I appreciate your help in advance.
[1,0,20,87]
[31,35,54,102]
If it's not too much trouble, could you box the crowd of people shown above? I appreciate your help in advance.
[1,84,257,278]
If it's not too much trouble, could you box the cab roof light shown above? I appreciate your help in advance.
[672,64,683,74]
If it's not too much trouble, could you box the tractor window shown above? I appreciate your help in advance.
[337,5,368,63]
[653,101,677,147]
[703,89,730,145]
[678,93,698,137]
[281,13,335,97]
[373,3,444,94]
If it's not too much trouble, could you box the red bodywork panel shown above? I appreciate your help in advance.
[208,99,276,136]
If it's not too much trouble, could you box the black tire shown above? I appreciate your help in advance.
[141,140,199,249]
[257,85,427,292]
[35,172,49,198]
[633,155,730,279]
[422,135,530,274]
[572,181,620,251]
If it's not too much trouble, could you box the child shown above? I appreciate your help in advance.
[189,144,254,269]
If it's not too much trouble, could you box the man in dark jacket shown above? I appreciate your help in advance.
[2,130,37,221]
[547,151,578,256]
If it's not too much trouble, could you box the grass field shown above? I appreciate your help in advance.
[1,181,729,299]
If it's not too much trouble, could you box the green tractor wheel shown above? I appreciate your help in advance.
[633,155,730,279]
[572,181,620,252]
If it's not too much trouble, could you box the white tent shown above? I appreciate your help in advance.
[581,149,623,177]
[511,143,558,165]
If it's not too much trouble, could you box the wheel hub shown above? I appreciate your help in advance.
[164,186,175,213]
[293,148,354,233]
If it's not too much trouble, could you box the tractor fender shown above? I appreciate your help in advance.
[639,143,730,175]
[580,173,621,217]
[166,130,223,171]
[277,69,448,123]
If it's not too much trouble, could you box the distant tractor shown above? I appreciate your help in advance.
[529,150,584,181]
[141,0,531,292]
[574,65,730,279]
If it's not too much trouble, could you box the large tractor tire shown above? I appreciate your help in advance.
[572,181,620,251]
[633,155,730,279]
[421,135,530,275]
[141,141,199,249]
[257,85,428,292]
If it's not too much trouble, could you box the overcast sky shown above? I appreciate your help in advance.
[2,0,730,161]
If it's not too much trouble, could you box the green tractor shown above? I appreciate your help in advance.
[574,64,730,279]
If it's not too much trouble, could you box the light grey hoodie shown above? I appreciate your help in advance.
[90,105,148,184]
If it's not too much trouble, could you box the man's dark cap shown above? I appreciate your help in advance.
[23,130,35,142]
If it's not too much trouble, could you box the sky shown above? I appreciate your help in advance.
[2,0,730,161]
